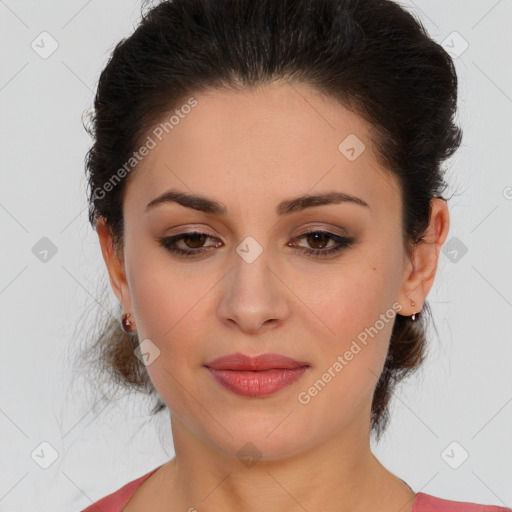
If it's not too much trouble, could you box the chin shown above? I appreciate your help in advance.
[195,416,316,464]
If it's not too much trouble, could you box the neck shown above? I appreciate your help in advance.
[162,411,416,512]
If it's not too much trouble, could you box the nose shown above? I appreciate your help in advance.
[217,245,292,334]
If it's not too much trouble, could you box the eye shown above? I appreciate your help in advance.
[158,230,356,259]
[158,231,222,257]
[291,230,356,258]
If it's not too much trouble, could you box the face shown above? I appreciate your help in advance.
[98,81,448,461]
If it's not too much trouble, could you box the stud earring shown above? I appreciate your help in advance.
[121,313,136,333]
[410,299,419,321]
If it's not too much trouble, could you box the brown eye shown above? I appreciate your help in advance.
[304,232,331,250]
[159,231,222,257]
[159,230,355,259]
[182,232,208,249]
[292,231,356,258]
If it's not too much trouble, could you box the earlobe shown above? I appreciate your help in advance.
[398,198,450,315]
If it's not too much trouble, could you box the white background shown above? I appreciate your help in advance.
[0,0,511,510]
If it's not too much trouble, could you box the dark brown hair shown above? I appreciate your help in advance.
[77,0,462,441]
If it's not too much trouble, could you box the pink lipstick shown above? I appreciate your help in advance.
[204,352,311,397]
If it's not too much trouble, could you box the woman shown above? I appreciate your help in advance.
[80,0,511,510]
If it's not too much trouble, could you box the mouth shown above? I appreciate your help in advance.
[204,352,311,397]
[204,352,311,371]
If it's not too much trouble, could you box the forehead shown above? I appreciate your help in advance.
[125,82,401,220]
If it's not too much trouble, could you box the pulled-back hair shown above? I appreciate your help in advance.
[79,0,462,441]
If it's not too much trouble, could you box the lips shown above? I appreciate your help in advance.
[204,352,311,397]
[204,352,310,371]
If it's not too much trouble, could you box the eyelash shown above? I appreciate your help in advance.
[158,230,356,259]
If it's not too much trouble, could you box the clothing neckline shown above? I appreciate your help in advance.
[122,465,421,512]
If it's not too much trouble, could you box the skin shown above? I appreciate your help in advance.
[97,81,450,511]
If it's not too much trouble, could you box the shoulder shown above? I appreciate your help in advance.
[80,466,162,512]
[414,492,512,512]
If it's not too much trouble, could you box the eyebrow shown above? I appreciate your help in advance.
[145,189,369,216]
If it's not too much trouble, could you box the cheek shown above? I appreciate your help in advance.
[124,249,207,391]
[295,277,396,430]
[296,255,399,396]
[125,234,208,340]
[300,257,396,341]
[126,263,205,413]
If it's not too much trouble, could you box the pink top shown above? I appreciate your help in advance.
[81,466,512,512]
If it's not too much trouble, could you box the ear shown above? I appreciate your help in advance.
[398,198,450,315]
[96,217,133,314]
